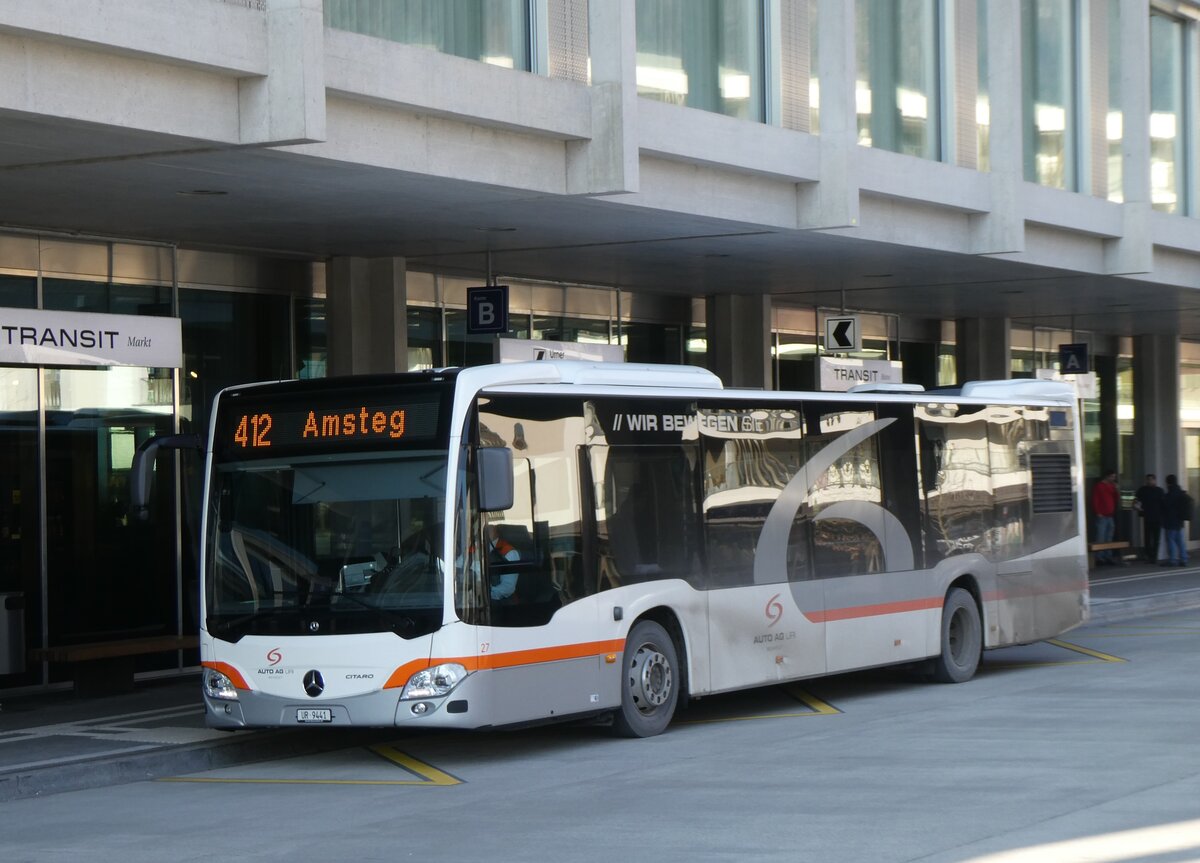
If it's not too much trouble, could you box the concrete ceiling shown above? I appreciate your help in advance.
[3,110,1198,339]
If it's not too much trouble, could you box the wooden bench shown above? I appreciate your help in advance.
[29,635,198,695]
[1088,541,1131,568]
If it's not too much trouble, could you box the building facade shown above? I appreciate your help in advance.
[1,0,1198,689]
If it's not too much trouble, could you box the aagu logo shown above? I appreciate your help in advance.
[267,647,282,666]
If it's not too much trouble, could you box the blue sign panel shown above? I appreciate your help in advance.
[467,285,509,335]
[1059,343,1088,375]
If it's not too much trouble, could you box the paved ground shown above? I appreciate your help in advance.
[1,561,1197,805]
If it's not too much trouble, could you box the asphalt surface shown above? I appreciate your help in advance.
[2,560,1197,803]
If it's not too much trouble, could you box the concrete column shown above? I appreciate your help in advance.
[796,0,858,229]
[706,295,772,390]
[1104,0,1151,274]
[1133,334,1182,480]
[238,0,326,146]
[326,257,409,376]
[1096,353,1120,478]
[566,0,638,195]
[955,318,1010,383]
[969,0,1023,254]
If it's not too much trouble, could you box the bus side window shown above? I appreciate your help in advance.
[700,418,809,587]
[917,405,994,560]
[806,405,884,578]
[592,445,700,590]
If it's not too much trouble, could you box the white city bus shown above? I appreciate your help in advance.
[187,361,1086,737]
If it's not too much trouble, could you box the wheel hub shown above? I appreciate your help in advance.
[631,645,672,710]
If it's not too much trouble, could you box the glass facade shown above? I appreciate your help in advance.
[1106,0,1123,201]
[635,0,764,121]
[856,0,940,160]
[1149,13,1185,214]
[0,237,307,689]
[324,0,531,71]
[1022,0,1077,189]
[977,1,990,171]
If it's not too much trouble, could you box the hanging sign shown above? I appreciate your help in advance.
[1036,368,1097,399]
[824,316,861,352]
[0,308,182,368]
[497,338,624,363]
[467,285,509,334]
[1058,343,1089,374]
[818,356,903,391]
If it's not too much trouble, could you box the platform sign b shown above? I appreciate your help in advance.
[467,286,509,335]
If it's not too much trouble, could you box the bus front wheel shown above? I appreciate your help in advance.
[612,619,679,738]
[932,587,982,683]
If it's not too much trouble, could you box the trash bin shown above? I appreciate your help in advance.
[0,592,24,674]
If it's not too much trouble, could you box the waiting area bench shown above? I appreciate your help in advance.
[29,635,198,695]
[1088,541,1131,568]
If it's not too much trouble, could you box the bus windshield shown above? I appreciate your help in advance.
[206,451,447,641]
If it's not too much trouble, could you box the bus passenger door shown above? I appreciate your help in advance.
[469,404,604,726]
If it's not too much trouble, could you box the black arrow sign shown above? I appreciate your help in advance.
[831,319,853,348]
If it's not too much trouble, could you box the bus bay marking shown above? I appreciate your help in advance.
[679,685,841,725]
[161,747,461,787]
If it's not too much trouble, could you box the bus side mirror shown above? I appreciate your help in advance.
[477,447,514,512]
[130,434,204,521]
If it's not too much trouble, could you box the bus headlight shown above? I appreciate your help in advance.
[401,663,468,700]
[204,668,239,701]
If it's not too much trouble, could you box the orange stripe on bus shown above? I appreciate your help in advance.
[383,638,626,690]
[806,596,943,623]
[202,660,251,690]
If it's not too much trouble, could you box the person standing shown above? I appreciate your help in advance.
[1091,469,1124,566]
[1161,475,1193,567]
[1134,474,1165,563]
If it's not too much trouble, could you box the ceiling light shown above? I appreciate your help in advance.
[176,189,228,196]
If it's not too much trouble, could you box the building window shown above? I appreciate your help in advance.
[1149,13,1186,214]
[1022,0,1077,190]
[977,1,990,171]
[324,0,531,71]
[635,0,765,121]
[855,0,940,160]
[295,298,326,380]
[408,306,443,370]
[1106,0,1122,202]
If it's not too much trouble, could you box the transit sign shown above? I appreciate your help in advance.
[467,285,509,334]
[824,316,860,352]
[817,356,903,391]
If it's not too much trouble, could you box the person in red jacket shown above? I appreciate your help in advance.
[1091,469,1125,566]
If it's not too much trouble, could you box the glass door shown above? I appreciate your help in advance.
[44,367,176,653]
[1186,431,1200,542]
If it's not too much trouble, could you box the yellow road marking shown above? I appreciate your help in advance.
[160,747,461,787]
[1045,638,1128,663]
[369,744,462,785]
[678,685,840,725]
[782,685,842,715]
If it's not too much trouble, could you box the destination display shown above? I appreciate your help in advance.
[216,386,448,459]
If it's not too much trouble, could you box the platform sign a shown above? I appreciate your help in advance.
[467,286,509,335]
[1059,343,1089,375]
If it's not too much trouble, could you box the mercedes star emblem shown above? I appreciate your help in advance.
[303,669,325,698]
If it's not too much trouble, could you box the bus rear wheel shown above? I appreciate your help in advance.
[932,587,982,683]
[612,619,679,738]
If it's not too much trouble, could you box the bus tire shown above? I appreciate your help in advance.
[932,587,982,683]
[612,619,679,738]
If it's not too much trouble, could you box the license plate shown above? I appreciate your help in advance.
[296,708,332,723]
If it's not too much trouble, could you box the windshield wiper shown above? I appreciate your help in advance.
[324,588,421,635]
